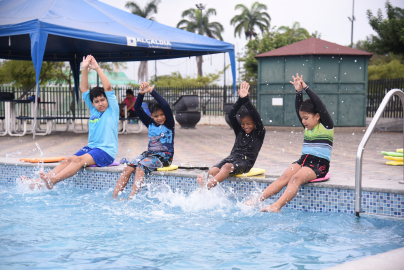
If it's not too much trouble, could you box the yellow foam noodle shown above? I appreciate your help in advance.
[384,156,403,161]
[20,157,66,163]
[231,168,265,178]
[386,161,403,166]
[157,165,178,171]
[397,149,403,153]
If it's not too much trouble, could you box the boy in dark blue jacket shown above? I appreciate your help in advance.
[112,82,174,199]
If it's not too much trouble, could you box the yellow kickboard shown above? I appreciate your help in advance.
[157,165,178,171]
[397,149,403,153]
[386,161,403,166]
[231,168,265,178]
[384,156,403,161]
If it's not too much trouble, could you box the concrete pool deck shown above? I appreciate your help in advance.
[0,124,403,195]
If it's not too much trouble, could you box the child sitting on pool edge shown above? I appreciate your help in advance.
[197,81,266,191]
[22,55,119,189]
[112,82,174,199]
[245,74,334,212]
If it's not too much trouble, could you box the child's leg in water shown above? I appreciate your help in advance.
[23,154,96,190]
[261,166,317,212]
[112,166,136,198]
[40,156,76,179]
[128,166,145,198]
[245,163,301,206]
[197,163,234,190]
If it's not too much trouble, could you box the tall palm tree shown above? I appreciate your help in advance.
[177,8,224,76]
[125,0,161,83]
[230,2,271,40]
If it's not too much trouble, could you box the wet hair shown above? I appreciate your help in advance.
[148,100,162,114]
[126,89,134,96]
[299,99,317,115]
[238,105,251,120]
[90,87,106,103]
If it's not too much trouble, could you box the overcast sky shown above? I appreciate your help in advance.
[100,0,404,85]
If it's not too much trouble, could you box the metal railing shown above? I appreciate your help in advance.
[355,89,404,217]
[367,78,404,118]
[0,85,257,122]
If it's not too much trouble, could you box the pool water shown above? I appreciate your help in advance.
[1,182,404,270]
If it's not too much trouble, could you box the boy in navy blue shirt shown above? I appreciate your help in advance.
[112,82,174,199]
[22,55,119,189]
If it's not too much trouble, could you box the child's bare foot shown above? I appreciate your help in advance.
[245,197,260,206]
[196,174,205,188]
[38,174,53,190]
[260,204,281,212]
[21,176,45,190]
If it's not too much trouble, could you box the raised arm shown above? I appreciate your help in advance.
[150,90,174,129]
[229,97,244,135]
[134,86,152,128]
[89,56,112,92]
[79,55,91,93]
[304,86,334,129]
[295,91,304,128]
[291,73,334,129]
[229,81,251,135]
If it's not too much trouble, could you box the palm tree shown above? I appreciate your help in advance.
[230,2,271,40]
[177,8,224,76]
[125,0,161,83]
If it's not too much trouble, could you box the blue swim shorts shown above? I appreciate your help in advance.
[128,151,172,174]
[74,146,114,167]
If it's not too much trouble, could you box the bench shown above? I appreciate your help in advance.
[15,116,55,136]
[119,116,142,134]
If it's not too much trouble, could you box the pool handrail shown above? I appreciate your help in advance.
[355,88,404,217]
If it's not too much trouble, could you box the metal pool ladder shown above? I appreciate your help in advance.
[355,89,404,217]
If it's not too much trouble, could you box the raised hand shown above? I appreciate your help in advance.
[82,55,92,70]
[88,56,100,71]
[238,81,250,98]
[139,82,153,95]
[290,73,303,92]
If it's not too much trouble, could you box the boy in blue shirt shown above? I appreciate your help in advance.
[112,82,174,199]
[22,55,119,189]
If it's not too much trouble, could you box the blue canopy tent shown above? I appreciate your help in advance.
[0,0,237,138]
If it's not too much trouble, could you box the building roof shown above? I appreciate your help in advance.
[255,37,373,58]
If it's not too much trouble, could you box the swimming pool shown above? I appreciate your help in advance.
[1,182,404,269]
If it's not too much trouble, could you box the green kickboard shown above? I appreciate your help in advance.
[381,151,403,157]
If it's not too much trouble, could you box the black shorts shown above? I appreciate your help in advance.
[293,154,330,178]
[213,156,252,175]
[127,110,138,118]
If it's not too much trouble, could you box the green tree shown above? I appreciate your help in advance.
[241,24,313,82]
[368,59,404,80]
[366,1,404,56]
[149,69,226,87]
[177,7,224,77]
[278,22,310,40]
[125,0,161,83]
[230,2,271,40]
